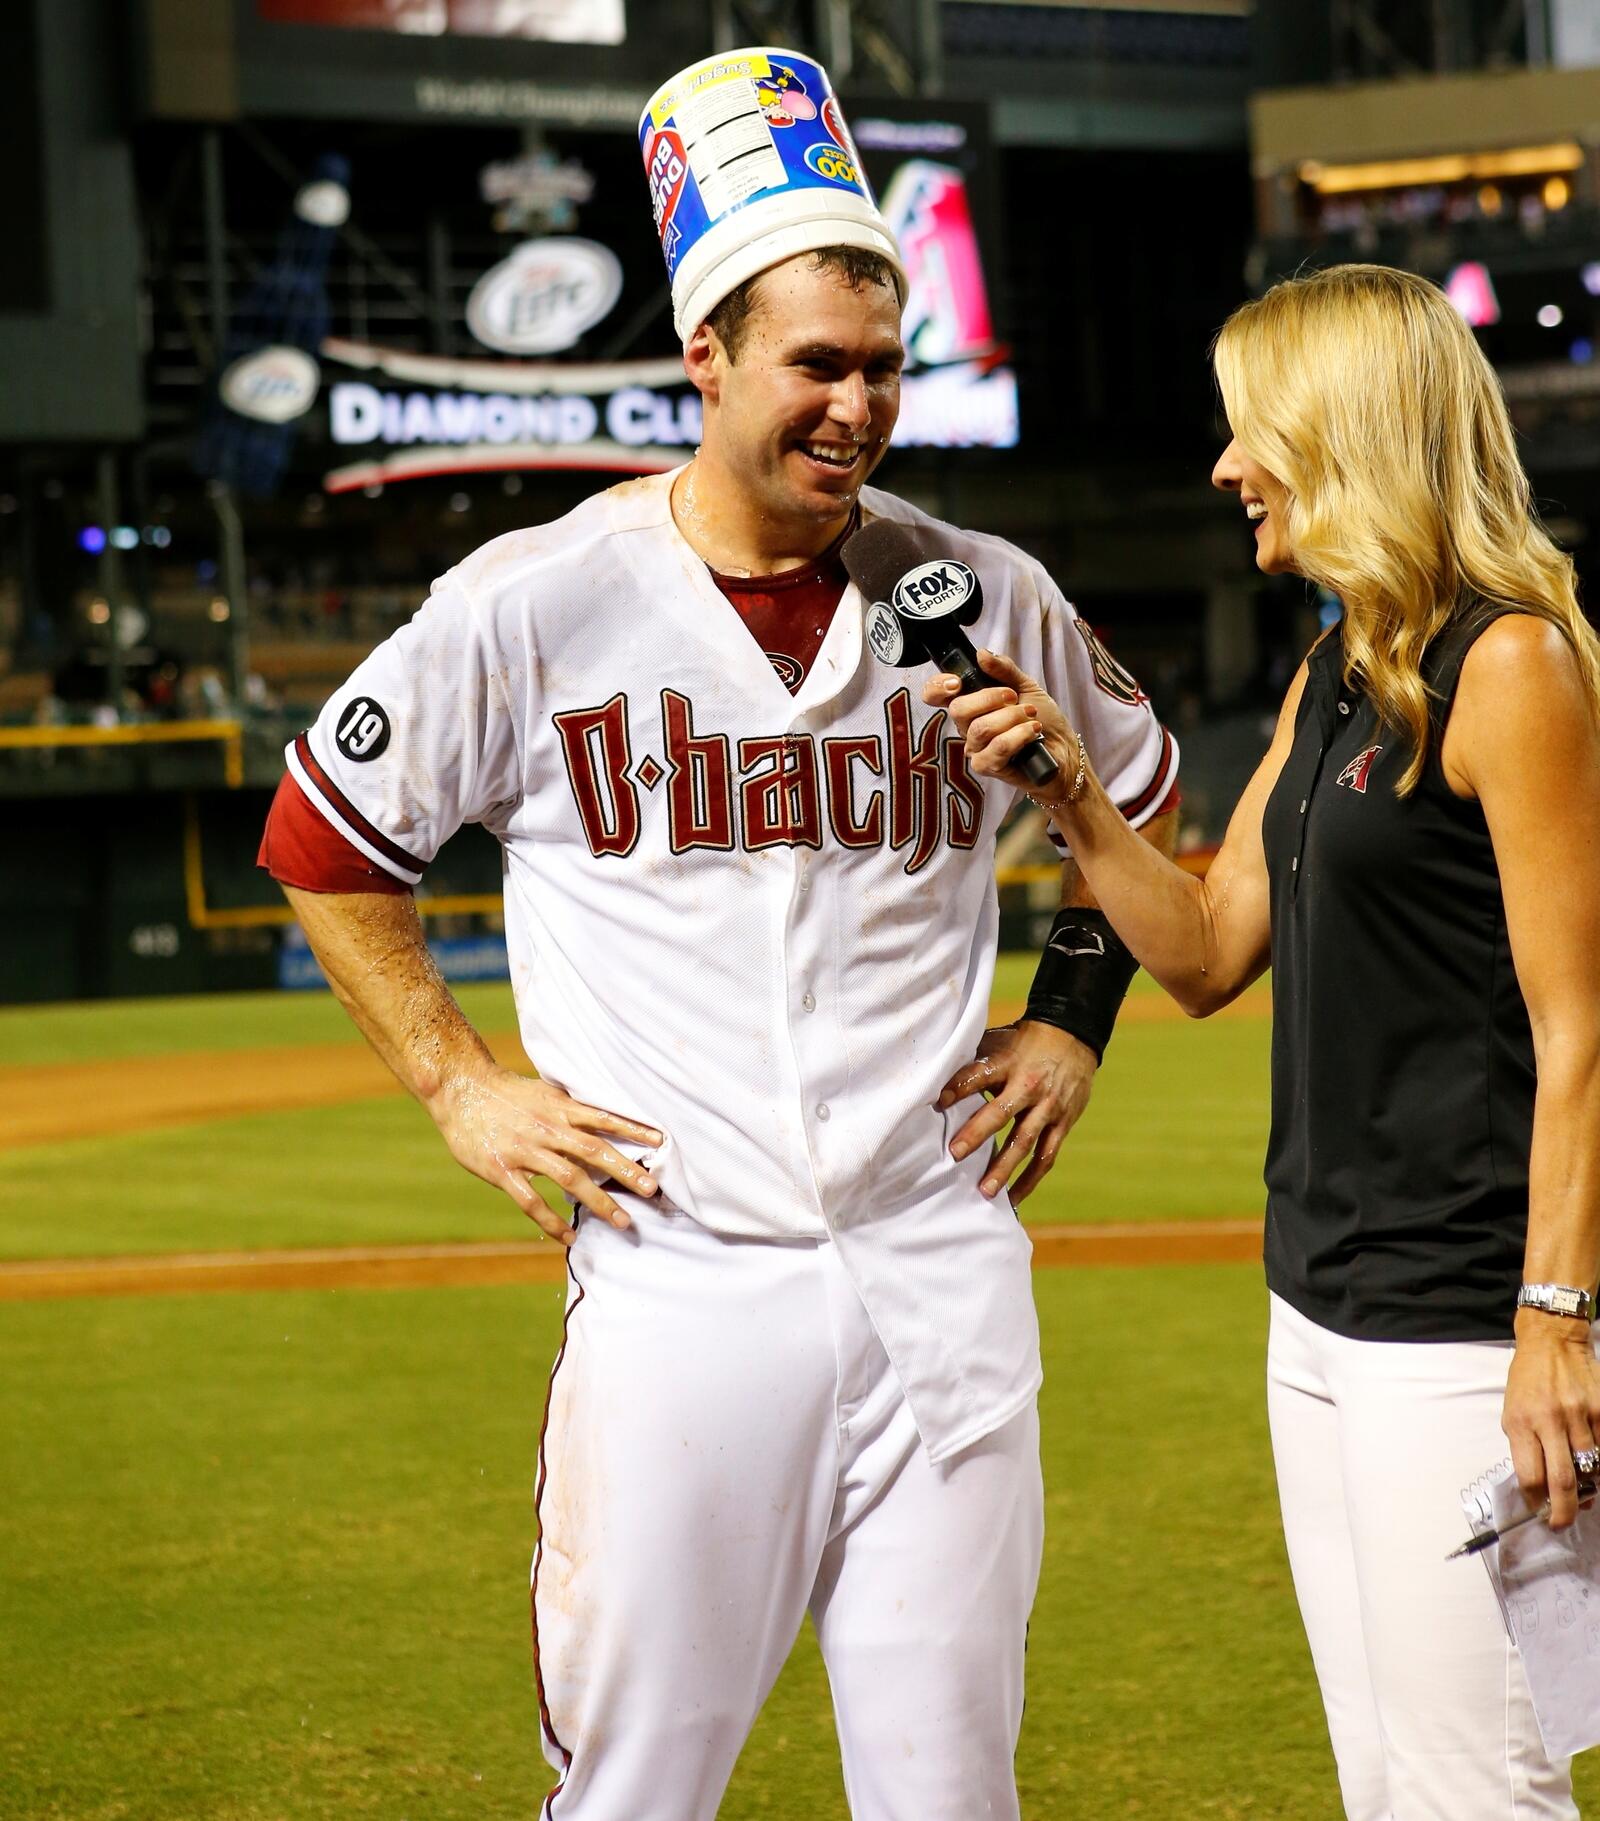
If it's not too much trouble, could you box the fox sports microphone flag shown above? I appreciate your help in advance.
[843,519,1059,788]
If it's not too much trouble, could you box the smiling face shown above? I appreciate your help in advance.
[687,254,904,545]
[1212,436,1298,575]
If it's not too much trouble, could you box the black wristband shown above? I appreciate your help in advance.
[1023,908,1139,1062]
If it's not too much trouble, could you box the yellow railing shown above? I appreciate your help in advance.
[181,796,505,931]
[997,851,1213,885]
[0,719,245,788]
[2,721,1215,928]
[182,796,1216,934]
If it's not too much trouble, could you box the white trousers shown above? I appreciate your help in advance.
[530,1203,1044,1820]
[1267,1293,1578,1821]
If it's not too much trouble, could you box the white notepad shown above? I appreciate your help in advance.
[1462,1462,1600,1759]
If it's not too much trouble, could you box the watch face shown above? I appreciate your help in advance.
[1522,1285,1592,1318]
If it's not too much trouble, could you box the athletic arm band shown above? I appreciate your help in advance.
[1023,907,1140,1063]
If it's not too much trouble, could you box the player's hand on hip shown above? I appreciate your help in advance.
[1503,1317,1600,1529]
[432,1064,663,1246]
[922,648,1083,806]
[936,1021,1095,1204]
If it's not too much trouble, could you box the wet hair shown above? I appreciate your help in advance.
[706,244,900,361]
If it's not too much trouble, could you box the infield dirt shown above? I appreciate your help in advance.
[0,990,1266,1153]
[1,987,1268,1300]
[0,1219,1264,1302]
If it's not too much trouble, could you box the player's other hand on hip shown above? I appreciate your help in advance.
[431,1064,663,1246]
[922,648,1081,805]
[937,1022,1095,1204]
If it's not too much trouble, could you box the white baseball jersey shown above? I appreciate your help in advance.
[289,467,1177,1460]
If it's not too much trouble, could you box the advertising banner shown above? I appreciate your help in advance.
[319,341,697,491]
[280,924,508,988]
[255,1,625,43]
[309,88,1015,489]
[131,0,705,123]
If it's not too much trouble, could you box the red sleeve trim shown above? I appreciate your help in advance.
[292,732,428,874]
[258,771,413,895]
[1116,725,1177,823]
[1045,736,1180,850]
[1146,778,1182,820]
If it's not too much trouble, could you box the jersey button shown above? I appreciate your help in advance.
[816,1103,831,1121]
[1291,856,1299,872]
[1300,799,1307,814]
[1338,702,1351,715]
[801,992,816,1013]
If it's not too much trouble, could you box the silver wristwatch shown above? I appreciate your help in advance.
[1517,1282,1596,1321]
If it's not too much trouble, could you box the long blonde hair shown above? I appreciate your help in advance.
[1213,263,1600,792]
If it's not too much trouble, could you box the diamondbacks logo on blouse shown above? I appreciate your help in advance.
[1337,745,1382,794]
[1074,619,1147,707]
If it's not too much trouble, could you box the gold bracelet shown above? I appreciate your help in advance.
[1063,732,1089,803]
[1026,734,1088,814]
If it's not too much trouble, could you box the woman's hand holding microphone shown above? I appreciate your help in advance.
[922,649,1090,809]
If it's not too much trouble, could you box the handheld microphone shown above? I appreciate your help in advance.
[841,519,1060,788]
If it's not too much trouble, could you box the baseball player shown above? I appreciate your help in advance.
[260,49,1178,1819]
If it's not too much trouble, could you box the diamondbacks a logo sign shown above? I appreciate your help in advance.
[1337,746,1382,794]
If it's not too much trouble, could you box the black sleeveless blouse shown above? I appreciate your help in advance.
[1259,607,1536,1341]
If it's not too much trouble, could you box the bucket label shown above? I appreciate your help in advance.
[640,50,875,279]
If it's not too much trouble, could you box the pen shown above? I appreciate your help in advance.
[1447,1472,1598,1560]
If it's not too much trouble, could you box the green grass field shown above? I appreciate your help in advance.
[0,963,1271,1261]
[6,1270,1322,1821]
[5,974,1593,1818]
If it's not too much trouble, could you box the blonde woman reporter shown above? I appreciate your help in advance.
[932,264,1600,1820]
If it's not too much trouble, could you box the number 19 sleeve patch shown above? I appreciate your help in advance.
[335,697,392,762]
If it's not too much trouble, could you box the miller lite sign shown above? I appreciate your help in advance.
[219,345,321,425]
[466,238,623,356]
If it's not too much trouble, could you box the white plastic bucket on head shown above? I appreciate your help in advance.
[639,47,905,341]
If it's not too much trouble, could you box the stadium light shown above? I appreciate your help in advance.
[1300,142,1583,195]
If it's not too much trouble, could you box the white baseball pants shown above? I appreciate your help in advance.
[530,1202,1044,1820]
[1267,1293,1579,1821]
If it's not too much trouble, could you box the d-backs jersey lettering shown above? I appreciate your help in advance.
[552,684,983,873]
[273,470,1177,1460]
